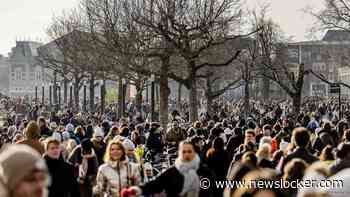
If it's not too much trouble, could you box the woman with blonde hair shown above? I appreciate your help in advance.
[94,140,141,197]
[256,143,275,169]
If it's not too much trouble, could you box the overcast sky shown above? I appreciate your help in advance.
[0,0,325,56]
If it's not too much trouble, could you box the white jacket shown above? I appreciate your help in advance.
[94,158,141,197]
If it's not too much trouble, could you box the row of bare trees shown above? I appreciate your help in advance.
[37,0,314,125]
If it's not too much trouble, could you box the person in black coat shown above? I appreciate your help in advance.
[122,140,202,197]
[226,127,244,161]
[280,127,318,172]
[44,138,79,197]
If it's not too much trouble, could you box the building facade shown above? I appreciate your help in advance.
[286,30,350,97]
[9,41,50,98]
[0,55,10,96]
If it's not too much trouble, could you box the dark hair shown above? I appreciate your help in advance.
[241,151,257,167]
[263,124,272,131]
[245,129,255,137]
[343,129,350,142]
[119,127,129,137]
[212,137,224,151]
[336,143,350,159]
[320,145,335,161]
[292,127,310,148]
[283,158,308,182]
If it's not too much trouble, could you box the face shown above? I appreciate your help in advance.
[180,144,196,162]
[245,133,256,144]
[38,121,45,128]
[110,144,124,161]
[47,143,61,159]
[263,129,271,136]
[13,171,48,197]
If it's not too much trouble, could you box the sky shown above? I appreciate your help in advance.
[0,0,325,56]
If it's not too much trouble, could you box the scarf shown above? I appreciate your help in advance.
[79,150,96,180]
[175,154,200,197]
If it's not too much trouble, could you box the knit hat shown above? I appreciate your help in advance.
[122,138,135,151]
[49,122,58,130]
[65,123,74,132]
[52,132,62,142]
[62,131,70,141]
[93,127,104,138]
[0,145,48,190]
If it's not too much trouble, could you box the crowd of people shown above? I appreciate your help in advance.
[0,96,350,197]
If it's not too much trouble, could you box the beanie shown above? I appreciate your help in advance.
[62,131,70,141]
[93,127,104,138]
[65,123,74,132]
[0,145,48,190]
[122,138,135,151]
[52,132,62,142]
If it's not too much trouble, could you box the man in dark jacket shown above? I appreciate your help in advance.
[280,127,318,172]
[44,138,79,197]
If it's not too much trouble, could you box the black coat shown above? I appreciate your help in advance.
[141,164,213,197]
[44,155,80,197]
[281,147,318,172]
[258,158,275,169]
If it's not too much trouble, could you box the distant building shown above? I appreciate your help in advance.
[0,55,10,96]
[9,41,51,98]
[286,30,350,97]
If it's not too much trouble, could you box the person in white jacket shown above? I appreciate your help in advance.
[94,140,141,197]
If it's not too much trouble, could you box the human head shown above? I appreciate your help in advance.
[93,127,104,142]
[256,143,271,161]
[244,129,256,145]
[45,138,61,160]
[104,140,126,162]
[283,158,308,181]
[37,117,46,128]
[262,124,272,136]
[0,145,49,197]
[179,140,196,162]
[335,143,350,160]
[25,121,40,140]
[292,127,310,148]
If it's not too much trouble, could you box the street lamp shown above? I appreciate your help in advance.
[83,81,87,112]
[58,83,61,111]
[69,82,73,108]
[49,83,52,109]
[35,84,38,104]
[41,84,45,105]
[151,74,155,122]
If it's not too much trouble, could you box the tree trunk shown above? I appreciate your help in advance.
[189,66,198,123]
[262,76,270,101]
[118,77,123,119]
[135,80,143,116]
[244,80,250,119]
[206,77,213,117]
[292,94,301,116]
[73,80,80,112]
[89,75,95,113]
[63,78,68,106]
[100,80,106,115]
[159,57,170,128]
[177,82,182,111]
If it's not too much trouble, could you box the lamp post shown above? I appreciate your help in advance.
[35,85,38,103]
[122,78,127,117]
[151,74,155,122]
[69,83,73,109]
[49,83,52,109]
[42,85,45,105]
[83,82,87,112]
[57,84,61,111]
[100,80,105,115]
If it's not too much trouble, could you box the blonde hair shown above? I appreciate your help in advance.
[104,140,126,162]
[256,143,271,161]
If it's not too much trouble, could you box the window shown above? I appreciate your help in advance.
[11,72,15,80]
[21,72,26,80]
[15,72,21,80]
[29,72,35,80]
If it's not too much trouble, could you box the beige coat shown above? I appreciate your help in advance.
[94,158,141,197]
